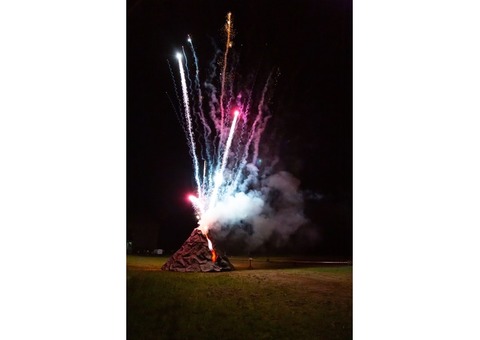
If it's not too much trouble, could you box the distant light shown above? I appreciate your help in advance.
[176,52,182,60]
[234,109,240,116]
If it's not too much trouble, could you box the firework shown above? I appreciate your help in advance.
[165,11,311,261]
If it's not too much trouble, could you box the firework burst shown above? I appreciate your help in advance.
[171,13,274,235]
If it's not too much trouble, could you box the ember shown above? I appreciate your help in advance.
[161,229,233,272]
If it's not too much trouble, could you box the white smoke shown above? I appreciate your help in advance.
[201,169,311,251]
[200,191,264,228]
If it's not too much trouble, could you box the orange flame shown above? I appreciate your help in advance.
[211,249,217,263]
[205,234,217,263]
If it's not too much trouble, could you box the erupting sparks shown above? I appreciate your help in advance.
[169,13,274,261]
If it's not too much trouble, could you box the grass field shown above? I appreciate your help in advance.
[127,255,352,340]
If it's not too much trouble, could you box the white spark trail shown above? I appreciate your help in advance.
[177,53,202,197]
[208,109,240,210]
[188,36,214,190]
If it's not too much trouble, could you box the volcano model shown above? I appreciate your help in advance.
[161,229,234,272]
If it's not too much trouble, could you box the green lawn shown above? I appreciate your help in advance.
[127,255,352,340]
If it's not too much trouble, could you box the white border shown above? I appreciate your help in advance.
[0,1,125,338]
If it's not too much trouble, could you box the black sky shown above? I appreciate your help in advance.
[127,0,352,256]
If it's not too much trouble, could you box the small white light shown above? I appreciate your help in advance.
[176,52,182,60]
[214,172,223,185]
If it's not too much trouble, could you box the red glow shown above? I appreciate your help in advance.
[233,109,240,117]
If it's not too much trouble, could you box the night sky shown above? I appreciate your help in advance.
[127,0,352,256]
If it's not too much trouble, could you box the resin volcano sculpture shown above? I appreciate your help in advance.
[161,229,234,272]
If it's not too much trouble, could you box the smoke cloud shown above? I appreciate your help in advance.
[202,167,314,252]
